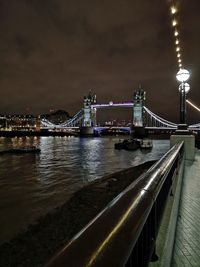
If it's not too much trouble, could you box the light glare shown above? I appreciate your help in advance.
[187,100,200,113]
[171,6,177,14]
[174,30,179,36]
[179,83,190,94]
[172,20,177,27]
[176,69,190,82]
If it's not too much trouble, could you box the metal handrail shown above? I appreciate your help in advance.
[45,142,184,267]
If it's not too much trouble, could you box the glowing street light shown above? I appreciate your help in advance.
[171,6,177,14]
[172,20,177,27]
[174,30,179,36]
[176,69,191,124]
[176,69,190,82]
[179,83,190,94]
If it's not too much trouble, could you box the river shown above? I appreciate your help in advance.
[0,136,170,244]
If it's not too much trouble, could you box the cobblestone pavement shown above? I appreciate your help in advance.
[172,150,200,267]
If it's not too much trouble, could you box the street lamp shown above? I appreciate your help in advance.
[176,69,190,124]
[176,69,190,83]
[179,82,190,94]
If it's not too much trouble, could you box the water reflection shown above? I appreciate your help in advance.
[0,137,169,243]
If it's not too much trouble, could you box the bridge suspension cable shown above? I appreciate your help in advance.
[186,99,200,113]
[144,106,177,128]
[59,109,83,127]
[186,100,200,128]
[41,109,83,128]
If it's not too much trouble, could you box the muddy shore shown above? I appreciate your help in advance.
[0,160,155,267]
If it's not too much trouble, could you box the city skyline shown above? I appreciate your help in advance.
[0,0,200,123]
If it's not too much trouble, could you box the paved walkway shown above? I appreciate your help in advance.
[172,150,200,267]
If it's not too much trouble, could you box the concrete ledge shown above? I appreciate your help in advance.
[170,135,195,160]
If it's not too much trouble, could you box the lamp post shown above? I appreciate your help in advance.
[171,69,195,161]
[176,69,190,124]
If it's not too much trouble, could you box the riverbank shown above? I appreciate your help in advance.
[0,130,78,137]
[0,160,155,267]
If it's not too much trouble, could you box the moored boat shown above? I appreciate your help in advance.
[115,138,153,151]
[114,138,140,151]
[140,139,153,149]
[0,146,40,155]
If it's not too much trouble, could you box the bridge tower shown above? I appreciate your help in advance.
[83,92,96,127]
[81,91,97,136]
[133,89,146,126]
[132,88,146,137]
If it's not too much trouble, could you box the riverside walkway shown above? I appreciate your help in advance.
[172,149,200,267]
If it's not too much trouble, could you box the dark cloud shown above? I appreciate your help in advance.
[0,0,199,123]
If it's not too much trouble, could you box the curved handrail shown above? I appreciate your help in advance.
[45,142,184,267]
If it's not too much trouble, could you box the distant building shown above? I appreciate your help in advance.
[0,114,39,131]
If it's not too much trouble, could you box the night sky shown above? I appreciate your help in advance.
[0,0,199,123]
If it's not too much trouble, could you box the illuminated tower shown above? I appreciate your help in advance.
[83,92,97,127]
[133,89,146,127]
[35,115,41,131]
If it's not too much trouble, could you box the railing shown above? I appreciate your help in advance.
[45,142,184,267]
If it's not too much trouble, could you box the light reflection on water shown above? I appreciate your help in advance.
[0,136,169,243]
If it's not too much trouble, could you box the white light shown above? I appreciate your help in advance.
[175,39,179,45]
[172,20,177,27]
[176,69,190,82]
[177,53,181,58]
[178,58,181,63]
[179,83,190,94]
[109,101,113,106]
[171,6,177,15]
[187,100,200,112]
[174,30,179,36]
[176,47,180,52]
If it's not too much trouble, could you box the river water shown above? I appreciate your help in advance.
[0,136,170,244]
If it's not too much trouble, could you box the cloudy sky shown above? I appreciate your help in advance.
[0,0,199,123]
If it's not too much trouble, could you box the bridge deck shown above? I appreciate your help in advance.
[172,149,200,267]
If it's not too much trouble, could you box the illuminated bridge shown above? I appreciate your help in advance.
[41,90,200,134]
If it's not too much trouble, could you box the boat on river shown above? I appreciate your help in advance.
[114,139,140,151]
[140,139,153,149]
[0,146,40,155]
[115,138,153,150]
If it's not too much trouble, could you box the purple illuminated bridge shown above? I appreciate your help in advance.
[91,102,133,108]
